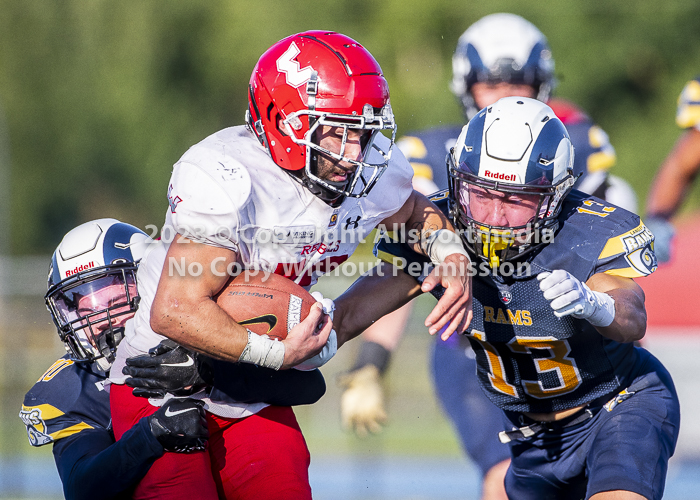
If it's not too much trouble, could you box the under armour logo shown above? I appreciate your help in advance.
[276,42,314,88]
[344,216,361,230]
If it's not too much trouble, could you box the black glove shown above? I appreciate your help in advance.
[123,339,213,398]
[148,398,208,453]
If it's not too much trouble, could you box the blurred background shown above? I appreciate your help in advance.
[1,0,700,498]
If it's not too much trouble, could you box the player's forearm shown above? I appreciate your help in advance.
[151,293,249,362]
[593,288,646,343]
[587,274,647,343]
[152,235,248,361]
[646,160,692,217]
[54,419,163,500]
[360,303,412,351]
[334,263,421,347]
[209,360,327,405]
[382,190,455,256]
[647,129,700,217]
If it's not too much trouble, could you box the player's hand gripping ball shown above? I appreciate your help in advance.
[215,270,317,340]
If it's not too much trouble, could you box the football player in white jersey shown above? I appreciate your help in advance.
[645,75,700,263]
[109,31,472,499]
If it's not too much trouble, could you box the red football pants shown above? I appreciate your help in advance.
[110,384,312,500]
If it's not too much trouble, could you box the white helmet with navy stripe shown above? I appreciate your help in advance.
[451,13,555,120]
[448,97,574,268]
[45,219,150,371]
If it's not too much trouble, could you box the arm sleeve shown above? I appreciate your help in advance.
[52,417,163,500]
[208,360,326,406]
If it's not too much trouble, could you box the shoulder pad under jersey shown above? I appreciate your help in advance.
[366,135,414,219]
[168,128,255,246]
[533,190,656,280]
[20,358,108,447]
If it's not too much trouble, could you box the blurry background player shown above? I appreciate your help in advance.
[339,13,638,500]
[645,75,700,263]
[20,219,209,500]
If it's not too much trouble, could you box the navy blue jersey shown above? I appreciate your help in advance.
[397,98,616,193]
[396,125,461,191]
[21,356,163,500]
[21,356,111,447]
[376,190,657,413]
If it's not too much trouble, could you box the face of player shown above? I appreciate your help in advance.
[471,82,538,109]
[76,282,138,336]
[315,125,369,184]
[467,185,539,229]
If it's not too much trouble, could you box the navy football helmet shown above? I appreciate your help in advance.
[448,97,575,267]
[45,219,150,370]
[450,13,556,120]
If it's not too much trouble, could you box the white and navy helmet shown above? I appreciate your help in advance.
[45,219,150,371]
[448,97,574,267]
[450,13,556,120]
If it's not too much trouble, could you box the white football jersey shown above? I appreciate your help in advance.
[115,125,413,417]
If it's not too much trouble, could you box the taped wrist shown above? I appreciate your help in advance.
[239,329,285,370]
[352,341,391,375]
[421,229,470,265]
[576,286,616,327]
[587,290,616,327]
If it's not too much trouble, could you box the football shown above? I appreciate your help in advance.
[215,270,316,340]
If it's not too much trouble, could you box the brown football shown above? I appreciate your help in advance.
[215,270,316,340]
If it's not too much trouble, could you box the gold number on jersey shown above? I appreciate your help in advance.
[38,359,74,383]
[467,331,582,399]
[508,337,582,398]
[577,200,616,218]
[469,330,518,397]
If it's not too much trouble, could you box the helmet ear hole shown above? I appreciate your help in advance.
[274,114,289,137]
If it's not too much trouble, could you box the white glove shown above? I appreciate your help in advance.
[293,291,337,371]
[537,270,615,327]
[293,329,337,371]
[311,291,335,320]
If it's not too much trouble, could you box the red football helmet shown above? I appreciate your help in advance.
[246,31,396,205]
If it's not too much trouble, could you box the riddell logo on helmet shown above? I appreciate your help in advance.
[484,170,516,181]
[65,262,95,277]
